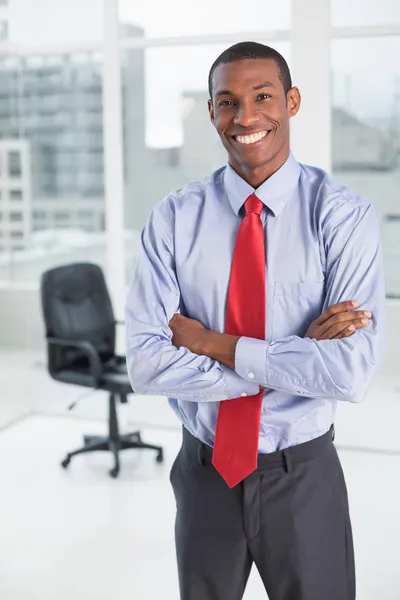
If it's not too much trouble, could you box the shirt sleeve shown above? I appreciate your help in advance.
[234,201,386,402]
[125,202,260,401]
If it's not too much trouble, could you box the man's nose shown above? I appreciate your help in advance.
[234,102,260,127]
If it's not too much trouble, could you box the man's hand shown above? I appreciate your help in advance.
[169,314,208,354]
[304,301,372,340]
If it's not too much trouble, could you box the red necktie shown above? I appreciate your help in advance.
[212,193,266,488]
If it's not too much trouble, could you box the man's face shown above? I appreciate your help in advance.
[208,59,300,183]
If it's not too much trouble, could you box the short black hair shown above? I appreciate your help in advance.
[208,41,292,99]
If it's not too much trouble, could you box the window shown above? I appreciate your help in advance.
[9,0,103,46]
[1,55,105,211]
[55,212,69,221]
[332,0,400,26]
[8,152,22,178]
[0,20,8,43]
[33,210,47,220]
[78,210,94,220]
[119,0,290,38]
[331,36,400,297]
[9,190,23,201]
[10,231,23,239]
[9,212,23,222]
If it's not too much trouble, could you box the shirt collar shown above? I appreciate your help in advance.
[223,151,301,217]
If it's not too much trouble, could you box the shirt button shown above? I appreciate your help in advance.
[248,372,255,379]
[240,392,248,397]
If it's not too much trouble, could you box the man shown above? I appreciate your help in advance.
[125,42,385,600]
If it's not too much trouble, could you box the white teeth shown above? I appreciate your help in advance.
[235,131,268,145]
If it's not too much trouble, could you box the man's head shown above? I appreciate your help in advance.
[208,41,301,187]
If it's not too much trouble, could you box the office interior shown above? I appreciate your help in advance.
[0,0,399,598]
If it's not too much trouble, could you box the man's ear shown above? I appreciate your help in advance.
[208,99,215,124]
[287,87,301,117]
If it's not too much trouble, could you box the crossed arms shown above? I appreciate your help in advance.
[125,202,385,403]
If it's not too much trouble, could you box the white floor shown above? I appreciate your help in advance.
[1,350,400,599]
[0,414,399,600]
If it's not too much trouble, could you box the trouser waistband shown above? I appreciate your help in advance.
[182,425,335,473]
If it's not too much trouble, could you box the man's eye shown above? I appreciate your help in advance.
[218,100,234,107]
[257,93,272,101]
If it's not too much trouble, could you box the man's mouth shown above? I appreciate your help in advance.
[232,130,271,145]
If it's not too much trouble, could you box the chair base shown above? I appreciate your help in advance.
[61,432,164,478]
[60,393,164,478]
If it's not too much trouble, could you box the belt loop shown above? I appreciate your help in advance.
[283,450,292,474]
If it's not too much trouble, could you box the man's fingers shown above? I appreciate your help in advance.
[325,310,371,327]
[334,326,356,339]
[320,318,370,340]
[316,310,371,335]
[313,300,360,326]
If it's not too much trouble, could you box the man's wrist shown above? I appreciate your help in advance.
[199,330,240,370]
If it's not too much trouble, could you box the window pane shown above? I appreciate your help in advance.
[121,41,290,279]
[10,211,23,222]
[0,52,108,291]
[10,189,23,200]
[331,37,400,296]
[332,0,400,26]
[8,151,22,177]
[0,20,8,42]
[8,0,103,46]
[119,1,290,38]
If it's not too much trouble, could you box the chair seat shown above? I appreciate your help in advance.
[52,357,133,395]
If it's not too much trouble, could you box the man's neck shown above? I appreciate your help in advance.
[230,150,290,189]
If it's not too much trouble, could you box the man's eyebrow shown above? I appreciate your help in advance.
[214,88,233,97]
[214,81,276,97]
[253,81,276,90]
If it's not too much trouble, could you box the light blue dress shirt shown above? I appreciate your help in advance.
[125,152,385,453]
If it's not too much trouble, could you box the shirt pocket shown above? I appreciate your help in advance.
[271,281,325,340]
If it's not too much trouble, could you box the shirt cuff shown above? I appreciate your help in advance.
[222,364,260,399]
[234,336,268,385]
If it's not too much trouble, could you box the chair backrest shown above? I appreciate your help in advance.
[40,262,116,361]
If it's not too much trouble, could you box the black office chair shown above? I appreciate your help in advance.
[40,262,164,478]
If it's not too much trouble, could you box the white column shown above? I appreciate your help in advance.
[102,0,125,321]
[290,0,331,172]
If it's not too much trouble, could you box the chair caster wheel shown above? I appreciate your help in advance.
[109,467,119,478]
[156,450,164,464]
[61,457,70,469]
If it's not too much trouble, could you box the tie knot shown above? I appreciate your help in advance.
[244,194,263,216]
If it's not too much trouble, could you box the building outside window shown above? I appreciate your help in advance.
[8,151,22,178]
[9,189,23,201]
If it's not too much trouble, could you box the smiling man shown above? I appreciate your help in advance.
[125,42,385,600]
[209,54,295,189]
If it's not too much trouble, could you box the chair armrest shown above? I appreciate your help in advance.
[47,337,103,386]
